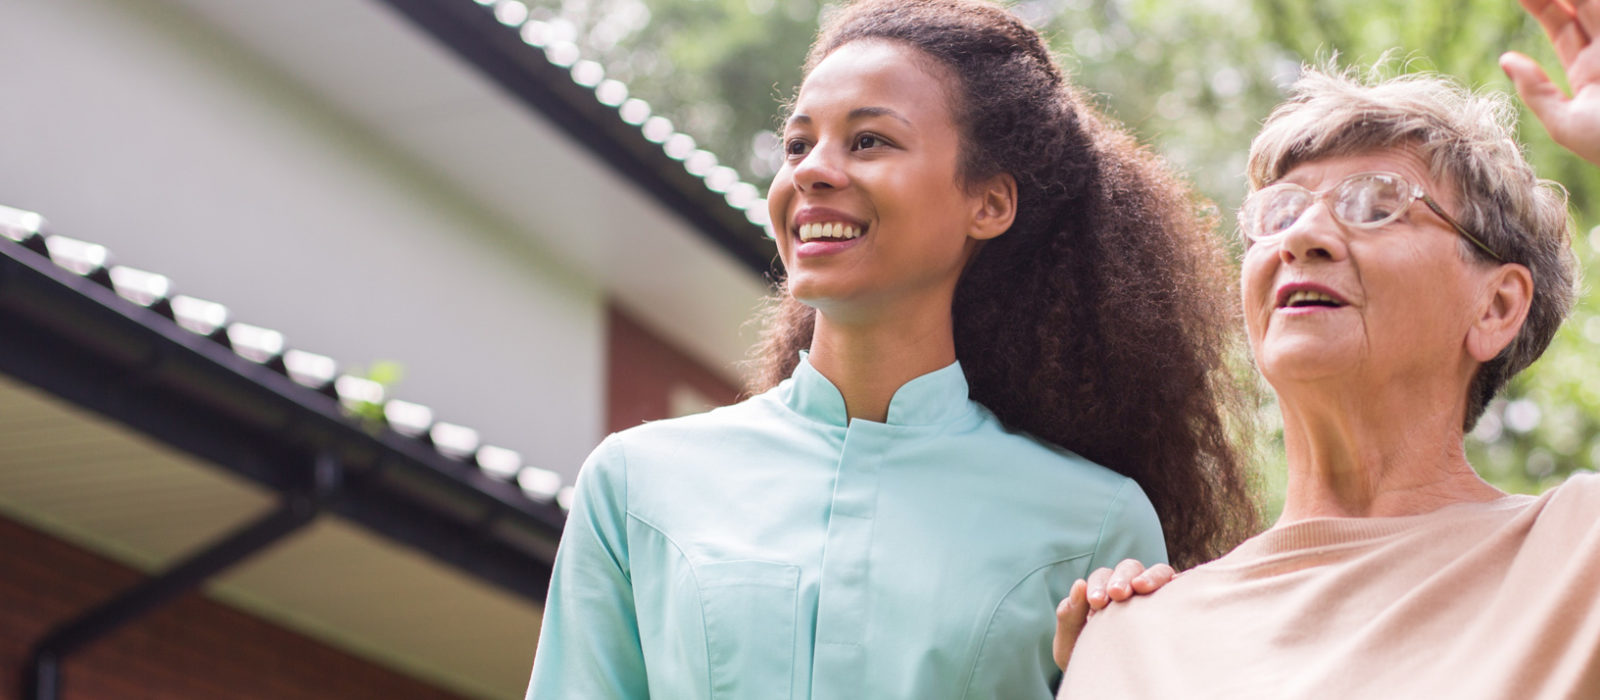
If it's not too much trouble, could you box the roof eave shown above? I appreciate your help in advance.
[377,0,780,279]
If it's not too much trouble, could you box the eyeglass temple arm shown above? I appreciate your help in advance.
[1420,196,1503,262]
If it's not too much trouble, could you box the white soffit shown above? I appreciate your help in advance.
[161,0,771,381]
[0,372,539,700]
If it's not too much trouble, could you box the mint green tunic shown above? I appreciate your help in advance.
[526,355,1166,699]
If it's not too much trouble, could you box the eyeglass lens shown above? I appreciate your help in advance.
[1252,173,1409,238]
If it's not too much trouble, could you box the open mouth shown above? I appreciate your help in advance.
[1278,289,1346,309]
[796,222,866,243]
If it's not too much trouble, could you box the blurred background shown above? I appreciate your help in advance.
[0,0,1595,698]
[547,0,1600,514]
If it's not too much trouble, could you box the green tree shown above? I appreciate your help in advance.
[524,0,815,182]
[1046,0,1600,513]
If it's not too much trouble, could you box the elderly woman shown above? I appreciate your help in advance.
[1056,3,1600,697]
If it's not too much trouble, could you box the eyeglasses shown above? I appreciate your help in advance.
[1239,171,1503,261]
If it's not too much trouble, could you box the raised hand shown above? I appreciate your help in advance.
[1503,0,1600,165]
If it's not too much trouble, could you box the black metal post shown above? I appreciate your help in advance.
[21,452,342,700]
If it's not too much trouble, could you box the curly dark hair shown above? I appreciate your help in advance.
[750,0,1258,568]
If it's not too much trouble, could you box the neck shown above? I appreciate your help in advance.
[806,299,958,423]
[1274,373,1504,524]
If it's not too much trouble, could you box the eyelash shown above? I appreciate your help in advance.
[782,133,890,157]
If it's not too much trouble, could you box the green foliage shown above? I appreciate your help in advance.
[565,0,1600,518]
[525,0,815,181]
[345,360,405,430]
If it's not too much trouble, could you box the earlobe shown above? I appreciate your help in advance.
[1466,263,1534,363]
[970,173,1017,240]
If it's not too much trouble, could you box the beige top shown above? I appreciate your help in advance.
[1058,473,1600,699]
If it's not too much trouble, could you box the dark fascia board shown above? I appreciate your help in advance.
[376,0,781,279]
[0,231,562,604]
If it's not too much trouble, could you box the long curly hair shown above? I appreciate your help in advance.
[750,0,1257,568]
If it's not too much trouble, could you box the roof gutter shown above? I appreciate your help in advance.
[0,209,567,695]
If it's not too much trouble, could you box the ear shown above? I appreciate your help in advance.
[968,172,1017,241]
[1465,262,1534,363]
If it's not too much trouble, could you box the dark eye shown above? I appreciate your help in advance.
[853,134,885,150]
[1264,210,1300,235]
[1337,191,1398,225]
[784,138,811,157]
[1337,175,1408,226]
[1256,190,1311,235]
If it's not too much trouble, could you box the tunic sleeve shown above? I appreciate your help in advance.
[1086,479,1168,572]
[526,435,650,699]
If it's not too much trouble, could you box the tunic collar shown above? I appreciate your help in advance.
[782,351,972,427]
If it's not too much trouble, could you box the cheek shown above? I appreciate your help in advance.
[1378,276,1465,342]
[766,174,790,221]
[767,179,792,256]
[1239,251,1275,306]
[891,177,976,240]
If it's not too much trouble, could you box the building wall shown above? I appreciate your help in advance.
[607,305,742,436]
[0,0,605,478]
[0,517,467,700]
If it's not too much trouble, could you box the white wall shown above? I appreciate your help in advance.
[0,0,606,477]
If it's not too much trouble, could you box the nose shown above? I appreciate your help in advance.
[792,141,848,193]
[1276,200,1348,265]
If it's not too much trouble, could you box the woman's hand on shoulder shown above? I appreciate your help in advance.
[1504,0,1600,166]
[1052,559,1177,671]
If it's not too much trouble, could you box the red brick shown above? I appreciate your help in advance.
[0,518,467,700]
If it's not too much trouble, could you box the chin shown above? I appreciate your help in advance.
[785,283,848,315]
[785,277,830,304]
[786,272,864,305]
[1261,329,1349,369]
[1261,350,1358,386]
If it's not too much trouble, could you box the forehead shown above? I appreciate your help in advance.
[1278,148,1449,199]
[791,40,955,124]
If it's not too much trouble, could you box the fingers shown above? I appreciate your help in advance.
[1106,559,1147,602]
[1130,563,1177,594]
[1053,579,1089,671]
[1502,51,1568,127]
[1085,559,1147,610]
[1084,565,1115,610]
[1523,0,1590,67]
[1575,0,1600,41]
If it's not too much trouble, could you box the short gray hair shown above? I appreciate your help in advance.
[1246,64,1578,429]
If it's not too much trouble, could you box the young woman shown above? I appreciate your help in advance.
[526,1,1256,698]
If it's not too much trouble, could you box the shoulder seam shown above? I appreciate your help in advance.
[609,433,632,581]
[957,553,1094,698]
[625,509,712,697]
[1089,478,1137,570]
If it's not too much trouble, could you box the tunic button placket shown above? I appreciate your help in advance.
[811,422,886,698]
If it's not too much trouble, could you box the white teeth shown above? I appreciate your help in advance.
[1284,290,1340,307]
[797,222,863,241]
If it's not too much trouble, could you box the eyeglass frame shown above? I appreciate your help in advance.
[1239,170,1504,262]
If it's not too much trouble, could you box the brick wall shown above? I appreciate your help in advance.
[0,517,466,700]
[606,305,742,435]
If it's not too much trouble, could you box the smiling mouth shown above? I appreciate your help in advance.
[796,222,865,242]
[1279,289,1346,309]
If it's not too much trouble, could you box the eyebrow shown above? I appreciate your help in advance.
[786,106,913,129]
